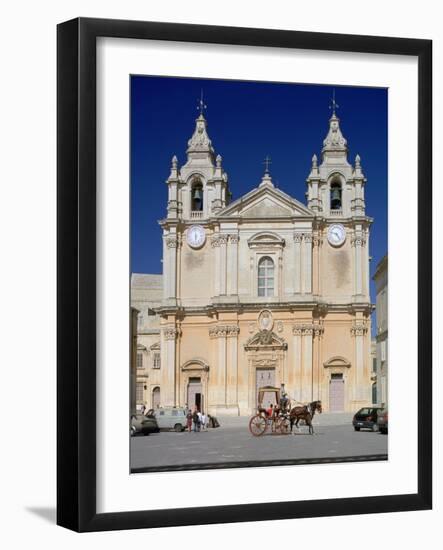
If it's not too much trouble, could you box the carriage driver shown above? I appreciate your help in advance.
[280,392,289,412]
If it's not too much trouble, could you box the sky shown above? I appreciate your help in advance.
[131,76,387,326]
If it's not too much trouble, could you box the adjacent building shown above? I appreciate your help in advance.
[373,255,388,407]
[132,105,374,415]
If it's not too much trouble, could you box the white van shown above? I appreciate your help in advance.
[153,408,187,432]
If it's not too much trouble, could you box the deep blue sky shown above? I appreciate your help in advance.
[131,76,387,317]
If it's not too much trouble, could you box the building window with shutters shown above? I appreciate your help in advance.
[152,352,161,369]
[136,382,144,402]
[258,256,274,297]
[136,353,143,369]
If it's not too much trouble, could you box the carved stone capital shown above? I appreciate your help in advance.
[163,327,179,340]
[228,234,239,244]
[292,323,314,336]
[165,235,180,248]
[209,324,239,338]
[351,232,367,247]
[303,233,313,244]
[293,232,303,244]
[351,321,368,336]
[211,235,221,247]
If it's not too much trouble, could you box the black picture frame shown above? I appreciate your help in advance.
[57,17,432,532]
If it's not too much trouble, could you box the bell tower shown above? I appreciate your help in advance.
[306,95,367,219]
[165,95,230,221]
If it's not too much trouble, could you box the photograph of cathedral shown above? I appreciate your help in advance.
[130,76,388,470]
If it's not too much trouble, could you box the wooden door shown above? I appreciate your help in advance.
[256,368,276,407]
[329,374,344,412]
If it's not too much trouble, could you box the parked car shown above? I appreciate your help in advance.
[131,413,160,436]
[151,407,188,432]
[352,407,384,431]
[377,408,388,434]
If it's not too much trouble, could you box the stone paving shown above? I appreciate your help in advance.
[130,413,387,472]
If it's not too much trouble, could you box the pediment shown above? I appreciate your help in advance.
[324,356,351,368]
[218,185,313,219]
[244,330,288,351]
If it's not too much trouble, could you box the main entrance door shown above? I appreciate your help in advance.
[256,368,276,408]
[187,377,203,411]
[329,374,344,412]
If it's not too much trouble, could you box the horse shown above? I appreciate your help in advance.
[290,400,322,435]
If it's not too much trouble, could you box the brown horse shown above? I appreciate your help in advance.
[290,400,322,435]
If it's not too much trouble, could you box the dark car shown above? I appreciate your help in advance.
[352,407,383,432]
[131,413,160,436]
[377,408,388,434]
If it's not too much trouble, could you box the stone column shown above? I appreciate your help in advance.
[364,229,370,299]
[226,326,240,410]
[293,233,303,294]
[165,235,179,299]
[162,326,179,406]
[162,237,169,300]
[211,235,221,297]
[291,325,303,401]
[312,322,324,401]
[303,234,312,295]
[227,234,239,295]
[301,324,313,402]
[209,325,228,408]
[312,232,322,296]
[219,235,228,296]
[351,321,367,402]
[352,231,366,298]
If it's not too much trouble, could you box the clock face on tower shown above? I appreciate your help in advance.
[327,224,346,247]
[186,225,206,249]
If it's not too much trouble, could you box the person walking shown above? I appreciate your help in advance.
[192,410,199,432]
[186,410,193,433]
[197,410,202,432]
[201,412,207,431]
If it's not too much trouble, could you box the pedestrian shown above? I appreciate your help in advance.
[197,410,202,432]
[201,412,207,431]
[192,410,199,432]
[186,410,193,433]
[140,403,146,416]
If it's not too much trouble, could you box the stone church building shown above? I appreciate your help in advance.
[132,104,373,415]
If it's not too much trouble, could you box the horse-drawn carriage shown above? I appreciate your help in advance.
[248,386,291,436]
[248,386,323,437]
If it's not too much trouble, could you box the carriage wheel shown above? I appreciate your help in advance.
[276,417,291,434]
[249,414,267,436]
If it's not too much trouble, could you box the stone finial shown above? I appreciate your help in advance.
[168,154,179,180]
[355,154,361,168]
[312,154,318,168]
[216,154,222,168]
[322,112,348,152]
[187,112,214,155]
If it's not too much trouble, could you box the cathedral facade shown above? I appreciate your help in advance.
[140,105,373,415]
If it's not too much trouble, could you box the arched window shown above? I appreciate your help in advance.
[191,181,203,211]
[258,256,274,297]
[152,387,161,409]
[330,181,342,210]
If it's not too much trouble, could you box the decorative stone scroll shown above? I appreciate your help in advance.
[244,330,287,351]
